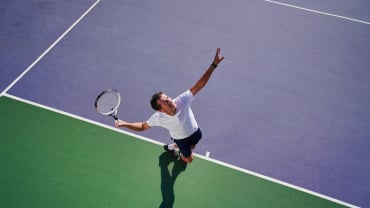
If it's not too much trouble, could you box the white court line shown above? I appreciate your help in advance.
[264,0,370,25]
[0,0,102,97]
[2,93,360,208]
[205,151,210,158]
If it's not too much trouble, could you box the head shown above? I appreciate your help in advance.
[150,92,163,111]
[150,92,177,115]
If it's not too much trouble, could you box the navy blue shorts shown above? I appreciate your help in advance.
[173,127,202,158]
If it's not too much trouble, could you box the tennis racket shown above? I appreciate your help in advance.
[95,89,121,120]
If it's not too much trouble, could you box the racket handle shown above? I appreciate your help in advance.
[112,115,118,120]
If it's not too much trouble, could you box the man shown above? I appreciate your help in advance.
[115,48,225,163]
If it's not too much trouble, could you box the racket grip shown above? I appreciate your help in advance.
[112,115,118,120]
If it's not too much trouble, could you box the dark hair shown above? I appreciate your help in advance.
[150,92,163,111]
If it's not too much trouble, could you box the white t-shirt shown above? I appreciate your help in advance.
[146,90,199,140]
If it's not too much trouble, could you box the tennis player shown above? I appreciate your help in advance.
[115,48,224,163]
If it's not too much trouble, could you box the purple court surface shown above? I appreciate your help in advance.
[1,0,370,207]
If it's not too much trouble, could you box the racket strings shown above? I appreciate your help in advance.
[95,91,120,115]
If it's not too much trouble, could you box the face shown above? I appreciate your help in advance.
[157,93,177,115]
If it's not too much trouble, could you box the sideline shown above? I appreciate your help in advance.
[264,0,370,25]
[0,0,102,97]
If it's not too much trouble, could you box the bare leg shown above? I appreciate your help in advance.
[181,154,193,163]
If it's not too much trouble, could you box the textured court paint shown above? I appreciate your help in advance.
[264,0,370,24]
[0,0,97,92]
[0,97,349,207]
[0,0,101,97]
[4,0,370,206]
[5,1,370,206]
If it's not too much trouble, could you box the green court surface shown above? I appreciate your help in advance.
[0,96,349,208]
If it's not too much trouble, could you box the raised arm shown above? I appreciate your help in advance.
[190,48,225,96]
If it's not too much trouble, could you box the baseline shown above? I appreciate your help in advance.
[3,93,360,208]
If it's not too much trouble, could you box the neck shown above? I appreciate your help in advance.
[161,108,176,116]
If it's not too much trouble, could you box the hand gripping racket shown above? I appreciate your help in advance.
[95,89,121,120]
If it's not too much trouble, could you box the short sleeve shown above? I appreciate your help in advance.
[174,90,194,108]
[146,113,160,127]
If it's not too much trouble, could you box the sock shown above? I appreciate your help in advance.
[167,143,176,150]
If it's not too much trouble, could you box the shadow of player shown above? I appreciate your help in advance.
[158,152,187,208]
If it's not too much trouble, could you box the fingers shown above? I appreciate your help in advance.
[114,119,121,127]
[214,47,225,64]
[215,47,220,57]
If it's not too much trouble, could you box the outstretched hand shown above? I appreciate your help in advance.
[212,47,225,66]
[190,47,225,96]
[115,119,123,127]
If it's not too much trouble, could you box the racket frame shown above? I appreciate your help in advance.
[94,89,121,120]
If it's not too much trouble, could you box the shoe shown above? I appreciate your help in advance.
[173,149,181,158]
[163,144,179,158]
